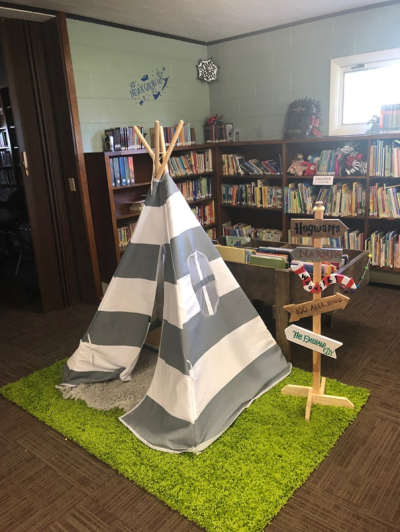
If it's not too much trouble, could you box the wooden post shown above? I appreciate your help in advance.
[281,201,354,419]
[154,120,160,176]
[275,269,291,361]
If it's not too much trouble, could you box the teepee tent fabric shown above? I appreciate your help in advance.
[62,174,291,453]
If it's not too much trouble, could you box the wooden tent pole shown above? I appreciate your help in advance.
[160,125,166,158]
[133,125,154,160]
[155,120,184,181]
[154,120,160,175]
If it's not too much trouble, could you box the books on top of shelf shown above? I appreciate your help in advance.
[222,181,283,209]
[151,124,194,148]
[222,221,282,242]
[222,154,281,176]
[105,126,144,151]
[370,139,400,177]
[369,183,400,218]
[168,149,213,177]
[110,156,135,187]
[366,230,400,268]
[176,177,212,202]
[379,104,400,134]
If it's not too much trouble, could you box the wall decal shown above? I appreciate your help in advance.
[129,66,169,105]
[197,59,218,83]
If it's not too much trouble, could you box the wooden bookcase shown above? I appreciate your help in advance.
[85,133,400,283]
[85,144,218,282]
[0,87,21,204]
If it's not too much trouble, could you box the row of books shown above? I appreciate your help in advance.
[316,150,337,175]
[168,149,213,177]
[191,201,215,226]
[0,186,16,203]
[222,221,282,242]
[0,131,8,148]
[176,177,212,202]
[369,183,400,218]
[0,168,15,185]
[369,139,400,177]
[205,124,228,143]
[289,229,364,250]
[118,222,136,249]
[366,230,400,268]
[221,182,283,209]
[284,182,366,217]
[110,156,135,187]
[206,227,217,240]
[105,126,144,151]
[152,124,193,147]
[0,151,12,166]
[379,104,400,134]
[222,155,281,176]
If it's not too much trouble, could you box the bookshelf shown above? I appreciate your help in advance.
[85,144,218,282]
[85,133,400,284]
[0,87,21,205]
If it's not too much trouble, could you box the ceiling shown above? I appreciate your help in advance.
[0,0,390,42]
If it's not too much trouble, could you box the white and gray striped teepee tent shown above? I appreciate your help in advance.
[62,122,291,453]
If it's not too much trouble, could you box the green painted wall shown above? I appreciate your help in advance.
[208,3,400,140]
[67,19,210,152]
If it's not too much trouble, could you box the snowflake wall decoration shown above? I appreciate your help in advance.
[197,59,219,83]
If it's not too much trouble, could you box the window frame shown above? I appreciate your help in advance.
[329,48,400,136]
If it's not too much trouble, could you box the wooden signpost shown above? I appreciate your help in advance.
[284,324,342,359]
[290,247,342,262]
[290,218,348,239]
[282,202,354,420]
[283,293,349,322]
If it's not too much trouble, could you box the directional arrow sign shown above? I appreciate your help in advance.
[290,219,348,239]
[290,247,343,262]
[284,324,343,358]
[283,293,350,322]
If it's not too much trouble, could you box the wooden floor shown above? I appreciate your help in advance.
[0,284,399,532]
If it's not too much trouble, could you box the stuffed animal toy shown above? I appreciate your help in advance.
[300,161,317,176]
[283,98,322,139]
[287,154,305,175]
[335,143,367,176]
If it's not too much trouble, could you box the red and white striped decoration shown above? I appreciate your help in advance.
[291,262,357,294]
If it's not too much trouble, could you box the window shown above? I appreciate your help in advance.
[329,49,400,136]
[187,250,219,317]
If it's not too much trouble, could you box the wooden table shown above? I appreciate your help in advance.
[220,242,369,360]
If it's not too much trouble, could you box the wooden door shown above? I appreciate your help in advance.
[0,15,101,311]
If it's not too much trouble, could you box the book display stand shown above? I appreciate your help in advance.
[281,201,354,420]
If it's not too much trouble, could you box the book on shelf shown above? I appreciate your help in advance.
[150,124,194,148]
[0,168,15,185]
[0,131,8,148]
[205,227,217,240]
[222,154,281,176]
[191,200,215,226]
[379,104,400,134]
[222,221,282,242]
[127,200,145,214]
[369,183,400,218]
[221,181,282,209]
[316,150,337,175]
[168,149,213,177]
[370,139,400,177]
[118,222,137,249]
[105,126,144,151]
[288,229,364,250]
[366,230,400,268]
[249,254,288,269]
[110,156,135,187]
[0,151,12,166]
[284,181,365,217]
[176,177,212,202]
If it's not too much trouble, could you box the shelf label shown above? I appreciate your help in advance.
[283,294,349,322]
[313,175,334,185]
[290,219,348,238]
[291,247,343,262]
[284,324,342,358]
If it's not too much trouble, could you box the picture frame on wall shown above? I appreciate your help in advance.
[226,123,233,142]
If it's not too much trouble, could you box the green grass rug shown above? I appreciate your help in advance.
[1,361,369,532]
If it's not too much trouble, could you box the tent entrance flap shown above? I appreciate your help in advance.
[149,245,165,331]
